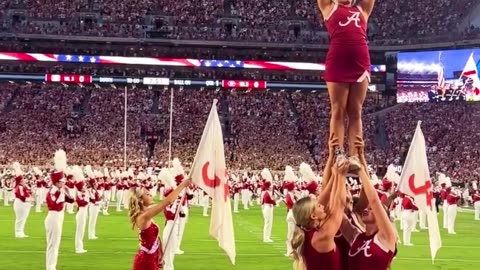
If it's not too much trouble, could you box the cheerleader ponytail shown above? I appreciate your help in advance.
[291,196,317,270]
[127,187,144,230]
[291,225,306,270]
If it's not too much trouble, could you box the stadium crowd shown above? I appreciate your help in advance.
[0,80,478,184]
[0,0,478,44]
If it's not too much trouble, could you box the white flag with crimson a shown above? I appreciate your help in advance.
[190,99,236,264]
[397,121,442,263]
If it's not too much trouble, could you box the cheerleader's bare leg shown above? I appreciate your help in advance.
[346,79,368,161]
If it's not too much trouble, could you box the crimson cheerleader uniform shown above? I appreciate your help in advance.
[303,229,341,270]
[324,4,371,83]
[133,222,163,270]
[348,232,395,270]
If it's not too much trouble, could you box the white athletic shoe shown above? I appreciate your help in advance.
[348,155,361,172]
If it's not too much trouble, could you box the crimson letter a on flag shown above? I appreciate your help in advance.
[190,99,236,264]
[397,121,442,263]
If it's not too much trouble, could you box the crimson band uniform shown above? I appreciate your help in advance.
[473,191,480,220]
[65,175,75,214]
[233,183,241,213]
[88,179,100,240]
[401,195,418,245]
[202,190,209,217]
[4,178,13,206]
[241,180,250,210]
[162,188,181,270]
[35,176,47,212]
[284,181,296,256]
[14,176,32,238]
[45,171,74,270]
[176,183,193,254]
[102,178,112,215]
[116,178,126,212]
[324,4,370,83]
[261,183,276,243]
[446,191,460,234]
[75,180,89,253]
[110,177,117,202]
[158,182,165,201]
[440,185,449,228]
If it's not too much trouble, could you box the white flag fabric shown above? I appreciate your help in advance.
[190,99,236,264]
[397,121,442,263]
[461,53,480,101]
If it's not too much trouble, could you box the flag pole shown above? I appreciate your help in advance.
[124,86,128,170]
[168,87,174,167]
[162,89,187,255]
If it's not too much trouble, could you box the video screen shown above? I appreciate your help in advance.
[397,48,480,103]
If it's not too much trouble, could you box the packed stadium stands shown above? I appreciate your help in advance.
[0,0,478,44]
[0,78,477,185]
[0,0,479,186]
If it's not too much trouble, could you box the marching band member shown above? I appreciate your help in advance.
[102,168,112,216]
[73,166,89,254]
[87,170,101,240]
[161,168,184,270]
[446,187,460,234]
[3,177,13,206]
[241,172,250,210]
[65,168,76,214]
[128,167,191,270]
[116,172,126,212]
[392,193,402,222]
[110,170,118,202]
[291,160,350,270]
[45,150,75,270]
[202,190,209,217]
[34,167,47,213]
[299,163,320,198]
[473,189,480,220]
[342,166,397,270]
[284,166,297,257]
[158,181,165,201]
[13,162,32,238]
[261,168,276,243]
[171,158,193,255]
[438,173,450,229]
[401,194,418,246]
[124,169,135,209]
[231,174,240,213]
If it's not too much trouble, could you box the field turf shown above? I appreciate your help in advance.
[0,204,478,270]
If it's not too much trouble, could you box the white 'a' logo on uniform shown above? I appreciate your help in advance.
[349,239,373,257]
[339,11,361,28]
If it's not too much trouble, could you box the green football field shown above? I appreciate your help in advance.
[0,204,478,270]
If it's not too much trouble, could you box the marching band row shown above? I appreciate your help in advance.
[2,157,480,269]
